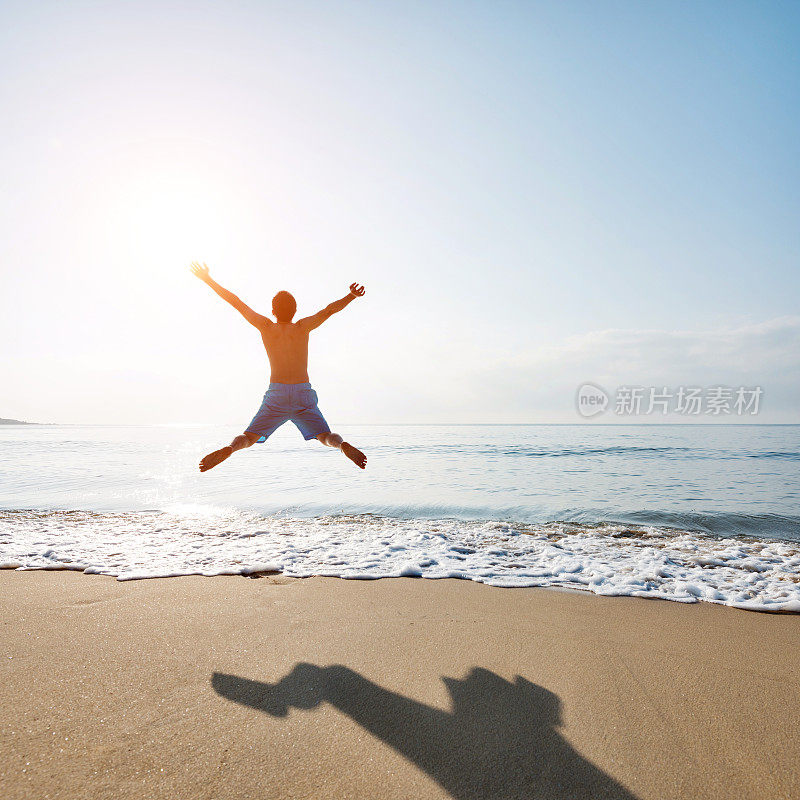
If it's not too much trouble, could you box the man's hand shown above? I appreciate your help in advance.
[190,261,210,282]
[349,283,366,297]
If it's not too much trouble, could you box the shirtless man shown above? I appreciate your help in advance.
[190,262,367,472]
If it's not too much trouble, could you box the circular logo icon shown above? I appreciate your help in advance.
[575,382,609,418]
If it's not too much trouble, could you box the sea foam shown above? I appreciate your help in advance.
[1,510,799,612]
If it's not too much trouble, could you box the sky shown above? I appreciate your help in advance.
[1,0,798,424]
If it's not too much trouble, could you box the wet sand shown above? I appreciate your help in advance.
[1,571,798,799]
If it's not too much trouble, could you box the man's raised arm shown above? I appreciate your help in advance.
[190,262,269,329]
[298,283,366,331]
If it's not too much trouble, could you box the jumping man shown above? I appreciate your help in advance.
[190,262,367,472]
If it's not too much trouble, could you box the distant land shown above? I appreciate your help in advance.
[0,417,37,425]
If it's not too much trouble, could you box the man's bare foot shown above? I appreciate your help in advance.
[199,446,233,472]
[341,442,367,469]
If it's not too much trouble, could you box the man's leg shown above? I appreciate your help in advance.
[199,432,260,472]
[316,432,367,469]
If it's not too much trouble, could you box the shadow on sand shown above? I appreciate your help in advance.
[212,664,638,799]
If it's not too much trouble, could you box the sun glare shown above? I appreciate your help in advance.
[105,167,236,268]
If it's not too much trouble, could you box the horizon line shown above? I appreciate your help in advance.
[4,421,800,428]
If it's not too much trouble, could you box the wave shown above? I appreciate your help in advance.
[373,443,800,461]
[1,509,798,613]
[743,451,800,460]
[569,511,800,542]
[241,504,800,542]
[385,444,694,458]
[3,503,800,542]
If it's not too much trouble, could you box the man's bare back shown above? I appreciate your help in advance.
[190,261,367,471]
[261,322,312,384]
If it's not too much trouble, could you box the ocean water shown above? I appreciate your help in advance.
[1,424,799,611]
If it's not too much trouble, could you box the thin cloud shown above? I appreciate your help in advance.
[451,317,800,422]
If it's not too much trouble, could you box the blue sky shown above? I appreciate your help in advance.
[1,1,798,423]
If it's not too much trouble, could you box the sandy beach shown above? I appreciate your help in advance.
[1,572,797,799]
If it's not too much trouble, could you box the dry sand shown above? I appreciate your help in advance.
[1,571,798,800]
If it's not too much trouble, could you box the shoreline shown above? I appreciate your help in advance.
[2,571,798,799]
[3,510,800,612]
[4,565,800,615]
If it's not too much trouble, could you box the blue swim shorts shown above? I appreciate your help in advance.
[245,382,331,443]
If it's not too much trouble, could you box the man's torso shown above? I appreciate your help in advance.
[260,322,310,384]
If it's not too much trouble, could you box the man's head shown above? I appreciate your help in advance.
[272,291,297,323]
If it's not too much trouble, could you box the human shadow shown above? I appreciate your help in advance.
[212,664,639,799]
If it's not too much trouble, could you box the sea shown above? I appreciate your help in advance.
[1,423,799,611]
